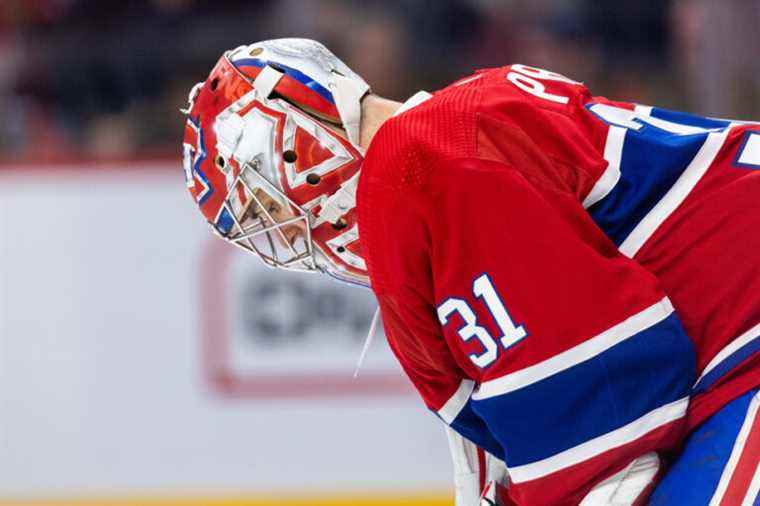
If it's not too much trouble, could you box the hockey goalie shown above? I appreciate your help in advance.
[181,39,759,505]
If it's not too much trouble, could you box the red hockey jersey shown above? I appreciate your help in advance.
[357,65,760,504]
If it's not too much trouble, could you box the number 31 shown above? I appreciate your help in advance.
[437,274,528,369]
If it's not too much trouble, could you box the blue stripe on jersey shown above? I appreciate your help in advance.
[693,334,760,395]
[468,313,694,467]
[446,401,505,461]
[588,122,708,246]
[649,388,759,506]
[649,107,732,130]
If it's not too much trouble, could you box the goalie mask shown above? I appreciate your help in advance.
[182,39,370,286]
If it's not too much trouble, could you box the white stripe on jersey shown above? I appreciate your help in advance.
[696,321,760,386]
[709,391,760,505]
[439,378,475,424]
[473,297,674,400]
[508,397,688,483]
[619,129,730,257]
[744,465,760,506]
[633,104,722,135]
[583,125,625,209]
[633,104,653,117]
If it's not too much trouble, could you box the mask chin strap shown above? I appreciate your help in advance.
[354,306,381,378]
[311,171,361,228]
[330,71,370,150]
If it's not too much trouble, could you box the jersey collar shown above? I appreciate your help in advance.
[394,91,433,117]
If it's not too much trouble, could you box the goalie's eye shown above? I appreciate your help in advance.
[243,190,280,223]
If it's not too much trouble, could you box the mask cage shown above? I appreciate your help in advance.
[213,161,318,273]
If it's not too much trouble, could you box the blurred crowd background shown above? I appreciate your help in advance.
[1,0,758,163]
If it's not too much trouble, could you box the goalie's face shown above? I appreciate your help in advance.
[241,188,305,249]
[222,175,313,271]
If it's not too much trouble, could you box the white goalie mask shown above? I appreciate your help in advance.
[181,39,371,286]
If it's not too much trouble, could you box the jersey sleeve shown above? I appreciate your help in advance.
[361,156,696,505]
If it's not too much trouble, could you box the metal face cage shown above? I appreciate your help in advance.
[213,160,318,274]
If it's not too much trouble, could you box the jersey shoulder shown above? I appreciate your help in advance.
[362,79,482,192]
[361,65,549,191]
[358,80,489,295]
[364,64,606,200]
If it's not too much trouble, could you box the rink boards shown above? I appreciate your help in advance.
[0,161,452,505]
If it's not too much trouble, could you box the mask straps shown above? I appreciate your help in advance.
[312,171,361,228]
[353,306,381,378]
[330,71,370,148]
[253,65,284,99]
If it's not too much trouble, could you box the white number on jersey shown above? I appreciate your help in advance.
[588,103,720,136]
[506,64,579,105]
[736,132,760,169]
[437,274,527,369]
